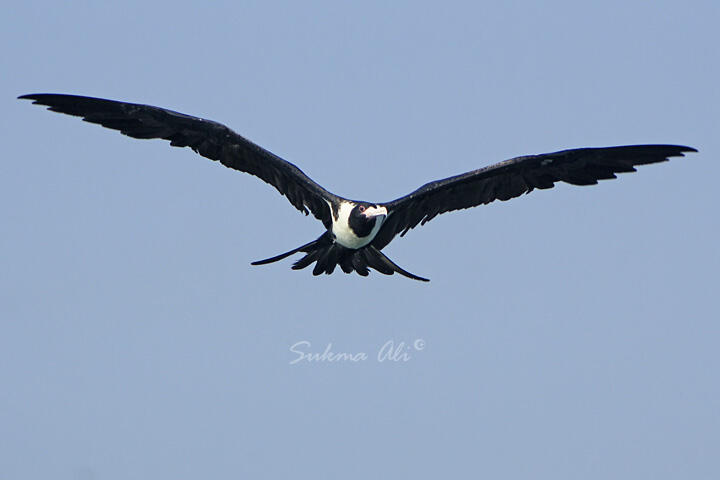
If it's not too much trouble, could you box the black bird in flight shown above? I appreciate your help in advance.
[20,93,696,282]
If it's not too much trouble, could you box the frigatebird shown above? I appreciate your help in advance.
[20,93,696,282]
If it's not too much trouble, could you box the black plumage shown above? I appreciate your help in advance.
[371,145,695,249]
[20,93,337,228]
[20,93,697,282]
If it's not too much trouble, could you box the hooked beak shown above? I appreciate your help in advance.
[362,205,388,219]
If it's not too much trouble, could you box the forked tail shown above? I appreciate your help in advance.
[250,234,329,266]
[251,233,429,282]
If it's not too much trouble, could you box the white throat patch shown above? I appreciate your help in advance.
[331,201,384,249]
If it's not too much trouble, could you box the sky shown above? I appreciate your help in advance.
[2,1,719,478]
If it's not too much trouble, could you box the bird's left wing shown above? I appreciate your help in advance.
[372,144,696,249]
[20,94,339,226]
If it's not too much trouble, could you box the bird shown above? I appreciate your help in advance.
[19,93,696,282]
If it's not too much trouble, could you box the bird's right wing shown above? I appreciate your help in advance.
[20,93,339,227]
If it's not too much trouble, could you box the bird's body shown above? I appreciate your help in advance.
[20,93,697,281]
[330,202,387,249]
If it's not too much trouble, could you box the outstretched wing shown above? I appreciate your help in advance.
[20,93,339,227]
[372,144,696,249]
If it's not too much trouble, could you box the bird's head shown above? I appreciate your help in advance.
[349,203,388,238]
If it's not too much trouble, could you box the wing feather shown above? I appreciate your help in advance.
[373,145,696,249]
[20,93,338,226]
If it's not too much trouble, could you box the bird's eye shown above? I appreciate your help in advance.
[358,205,366,213]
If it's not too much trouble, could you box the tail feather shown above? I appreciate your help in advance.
[339,255,354,274]
[319,244,343,275]
[292,249,322,270]
[351,251,370,276]
[312,250,329,275]
[363,246,430,282]
[312,244,338,275]
[252,233,429,281]
[361,248,393,275]
[251,236,325,265]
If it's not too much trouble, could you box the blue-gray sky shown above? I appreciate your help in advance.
[2,1,719,478]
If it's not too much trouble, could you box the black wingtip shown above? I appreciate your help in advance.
[666,145,698,155]
[18,93,57,106]
[18,93,45,101]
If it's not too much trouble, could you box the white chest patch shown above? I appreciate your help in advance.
[331,201,384,249]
